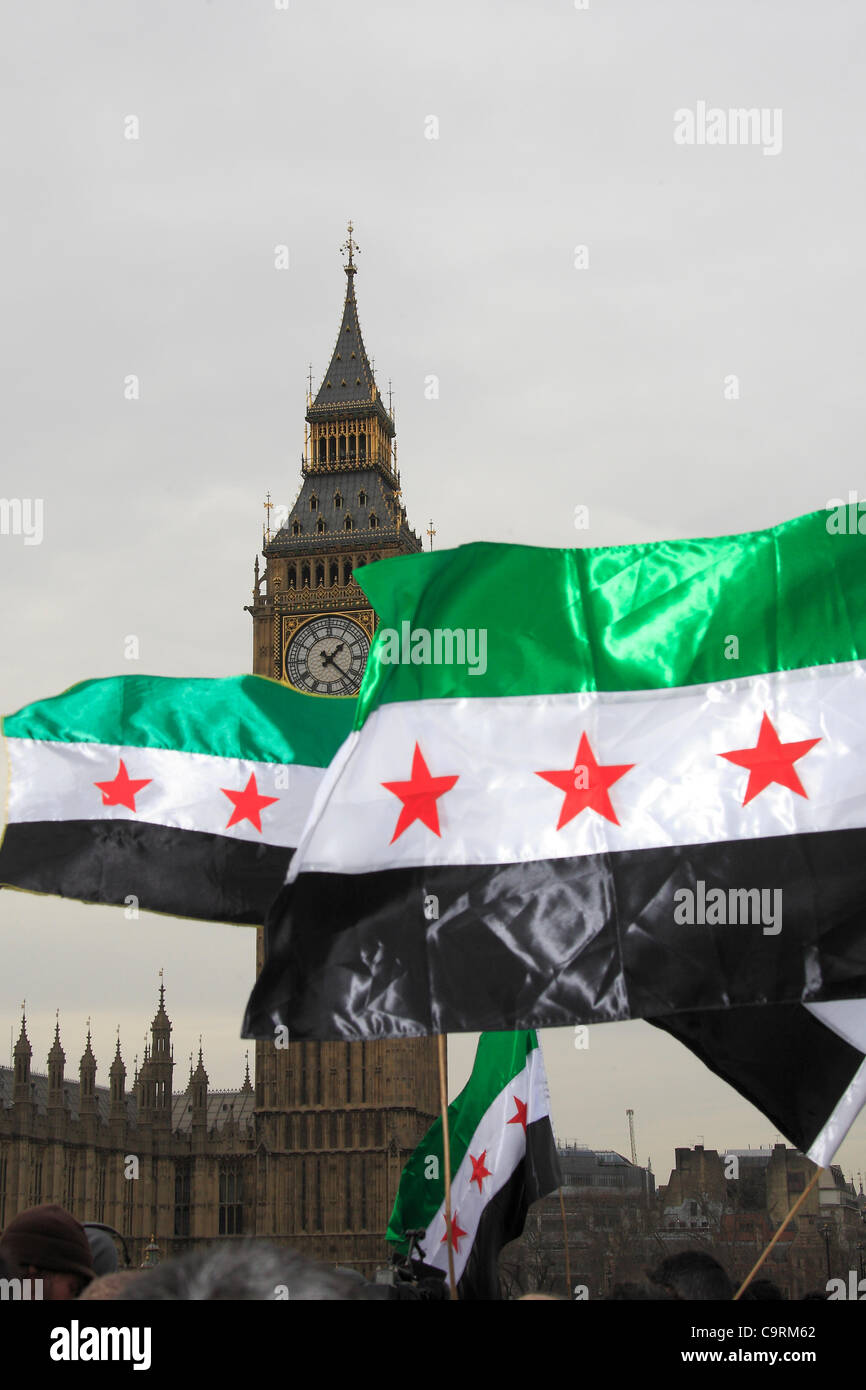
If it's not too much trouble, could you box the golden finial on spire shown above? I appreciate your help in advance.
[341,220,359,274]
[427,520,437,552]
[264,490,274,545]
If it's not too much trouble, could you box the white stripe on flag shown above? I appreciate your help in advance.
[805,1000,866,1166]
[5,738,324,848]
[293,659,866,875]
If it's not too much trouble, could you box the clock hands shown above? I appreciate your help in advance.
[319,642,349,677]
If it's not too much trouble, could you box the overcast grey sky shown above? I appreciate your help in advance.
[2,1,865,1184]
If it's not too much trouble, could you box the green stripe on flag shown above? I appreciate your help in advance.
[356,510,866,719]
[3,675,355,766]
[386,1031,538,1250]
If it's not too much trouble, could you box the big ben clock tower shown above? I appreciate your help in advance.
[246,226,439,1273]
[249,223,421,690]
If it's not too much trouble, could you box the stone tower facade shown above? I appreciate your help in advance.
[245,224,439,1269]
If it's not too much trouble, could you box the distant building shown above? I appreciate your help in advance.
[0,981,435,1272]
[501,1140,866,1299]
[500,1144,655,1297]
[657,1143,866,1299]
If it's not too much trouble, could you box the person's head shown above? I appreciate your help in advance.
[114,1241,375,1301]
[648,1250,733,1301]
[82,1224,121,1276]
[740,1277,785,1300]
[78,1271,144,1300]
[0,1203,95,1300]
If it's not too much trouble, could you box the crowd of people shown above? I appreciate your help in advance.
[0,1202,830,1301]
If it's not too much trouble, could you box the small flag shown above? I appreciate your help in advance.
[0,674,354,925]
[386,1031,561,1299]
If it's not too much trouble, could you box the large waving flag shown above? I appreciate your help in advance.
[386,1031,561,1299]
[0,675,354,925]
[243,510,866,1160]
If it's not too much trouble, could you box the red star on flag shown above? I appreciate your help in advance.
[94,759,152,812]
[719,712,821,806]
[536,731,634,828]
[382,742,459,843]
[469,1150,493,1193]
[221,772,279,832]
[441,1211,468,1253]
[507,1096,528,1133]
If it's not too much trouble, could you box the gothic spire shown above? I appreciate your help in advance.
[241,1050,252,1094]
[309,221,389,420]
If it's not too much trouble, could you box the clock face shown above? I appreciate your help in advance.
[284,615,370,696]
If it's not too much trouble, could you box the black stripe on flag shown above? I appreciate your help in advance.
[0,820,293,926]
[650,1002,864,1157]
[243,827,866,1039]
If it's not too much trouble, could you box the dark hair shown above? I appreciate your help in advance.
[114,1242,374,1301]
[647,1250,733,1301]
[740,1277,785,1300]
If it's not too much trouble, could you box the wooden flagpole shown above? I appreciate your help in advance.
[437,1033,458,1300]
[558,1188,572,1298]
[732,1166,822,1300]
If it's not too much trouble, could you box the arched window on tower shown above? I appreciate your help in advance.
[288,566,296,589]
[344,515,353,532]
[359,490,367,507]
[317,518,326,534]
[334,492,342,509]
[309,495,318,512]
[338,434,347,463]
[358,432,367,462]
[328,435,336,463]
[315,563,324,587]
[292,519,301,537]
[369,513,378,529]
[329,561,339,587]
[343,560,353,586]
[318,436,326,463]
[348,432,356,462]
[301,564,310,588]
